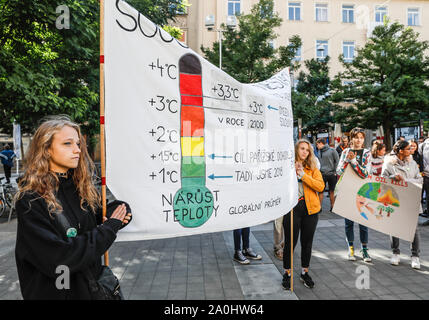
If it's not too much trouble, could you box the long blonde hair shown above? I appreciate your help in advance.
[295,139,318,170]
[16,117,100,215]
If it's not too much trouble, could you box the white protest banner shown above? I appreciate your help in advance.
[333,166,420,241]
[104,0,297,240]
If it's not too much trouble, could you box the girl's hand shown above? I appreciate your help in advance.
[295,162,304,177]
[109,204,132,224]
[346,151,356,161]
[394,174,404,182]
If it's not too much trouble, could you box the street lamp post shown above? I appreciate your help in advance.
[205,14,237,70]
[219,29,222,69]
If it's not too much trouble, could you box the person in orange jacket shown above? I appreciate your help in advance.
[282,139,325,290]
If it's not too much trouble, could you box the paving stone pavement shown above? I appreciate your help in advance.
[1,188,429,300]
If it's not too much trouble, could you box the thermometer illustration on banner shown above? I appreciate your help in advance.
[173,53,214,228]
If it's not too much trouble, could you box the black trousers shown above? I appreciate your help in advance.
[424,176,429,211]
[282,199,319,270]
[3,165,11,183]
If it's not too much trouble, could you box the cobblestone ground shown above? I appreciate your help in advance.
[1,183,429,300]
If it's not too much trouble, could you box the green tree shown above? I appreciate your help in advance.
[331,21,429,149]
[0,0,186,150]
[162,25,183,40]
[126,0,189,26]
[201,0,301,83]
[0,0,101,142]
[292,57,333,135]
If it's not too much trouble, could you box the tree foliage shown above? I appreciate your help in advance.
[331,21,429,149]
[201,0,301,83]
[0,0,185,150]
[0,0,100,141]
[125,0,189,26]
[292,57,333,134]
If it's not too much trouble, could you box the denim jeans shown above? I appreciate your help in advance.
[345,218,368,246]
[233,227,250,251]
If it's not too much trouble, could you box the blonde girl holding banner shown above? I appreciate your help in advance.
[282,139,324,290]
[15,117,132,299]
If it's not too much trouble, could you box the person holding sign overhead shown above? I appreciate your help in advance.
[282,139,324,290]
[382,140,423,269]
[336,127,372,263]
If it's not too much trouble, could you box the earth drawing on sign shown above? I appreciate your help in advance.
[356,182,400,221]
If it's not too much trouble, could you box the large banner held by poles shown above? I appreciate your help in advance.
[333,166,421,242]
[104,0,297,241]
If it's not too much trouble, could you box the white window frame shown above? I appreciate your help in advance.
[407,7,420,26]
[315,3,329,22]
[342,4,354,23]
[227,0,241,16]
[342,41,355,63]
[293,79,299,91]
[288,2,302,21]
[292,44,302,62]
[316,40,329,60]
[374,5,388,23]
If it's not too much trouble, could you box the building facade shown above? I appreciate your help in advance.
[174,0,429,78]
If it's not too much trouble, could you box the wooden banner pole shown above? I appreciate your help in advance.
[99,0,109,266]
[290,208,294,292]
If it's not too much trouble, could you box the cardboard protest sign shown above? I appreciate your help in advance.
[104,0,297,240]
[333,166,421,241]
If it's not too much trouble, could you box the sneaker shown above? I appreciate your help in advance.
[411,256,421,270]
[347,246,356,261]
[233,250,250,265]
[300,272,315,289]
[242,248,262,260]
[361,248,372,262]
[419,211,429,218]
[274,249,283,261]
[282,272,291,290]
[390,254,400,266]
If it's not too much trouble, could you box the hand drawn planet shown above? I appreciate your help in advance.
[356,182,400,220]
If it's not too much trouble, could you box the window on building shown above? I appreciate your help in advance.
[288,2,301,21]
[343,41,355,63]
[408,8,420,26]
[169,2,186,14]
[315,3,328,22]
[342,5,354,23]
[293,79,299,91]
[316,40,328,60]
[228,0,240,16]
[342,81,355,102]
[293,45,302,62]
[260,3,273,18]
[375,6,387,23]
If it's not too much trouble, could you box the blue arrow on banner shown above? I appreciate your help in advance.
[208,153,233,160]
[208,174,233,180]
[267,105,278,111]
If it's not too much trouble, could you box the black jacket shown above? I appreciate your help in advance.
[15,176,131,300]
[413,152,423,172]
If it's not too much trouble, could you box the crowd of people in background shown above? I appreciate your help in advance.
[245,129,429,291]
[3,121,429,296]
